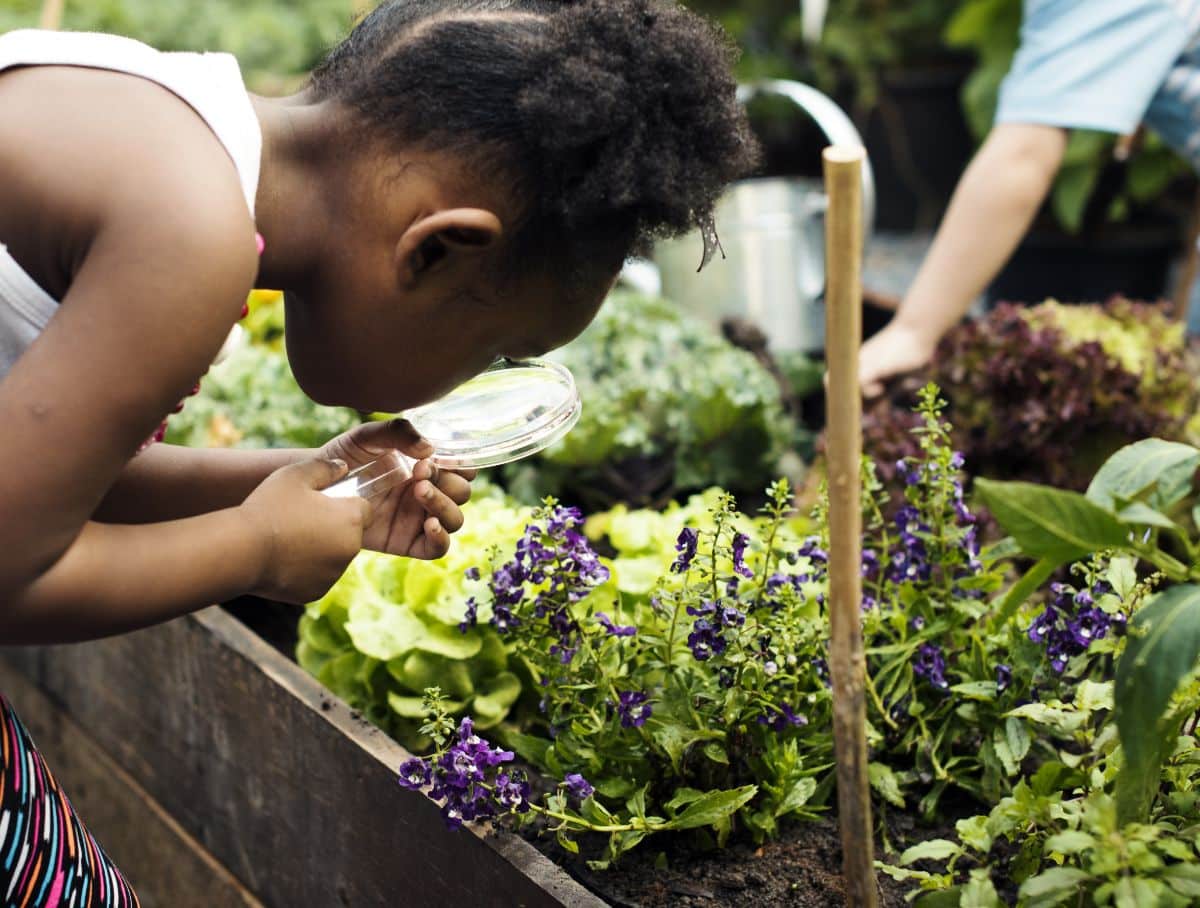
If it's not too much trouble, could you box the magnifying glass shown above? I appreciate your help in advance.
[322,358,580,500]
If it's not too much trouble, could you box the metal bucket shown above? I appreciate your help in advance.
[649,80,875,354]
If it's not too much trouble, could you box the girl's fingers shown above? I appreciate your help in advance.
[416,517,450,559]
[414,480,465,533]
[435,471,473,506]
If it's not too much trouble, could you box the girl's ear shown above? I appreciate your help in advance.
[396,208,503,288]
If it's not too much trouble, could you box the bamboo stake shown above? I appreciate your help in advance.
[822,145,877,908]
[39,0,64,30]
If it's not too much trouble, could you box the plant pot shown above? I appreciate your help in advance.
[987,219,1183,305]
[0,607,602,908]
[857,63,977,232]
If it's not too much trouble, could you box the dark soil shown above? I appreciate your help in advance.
[541,819,914,907]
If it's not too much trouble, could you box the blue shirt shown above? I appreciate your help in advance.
[997,0,1200,169]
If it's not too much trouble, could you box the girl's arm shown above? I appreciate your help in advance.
[95,444,308,523]
[858,124,1067,395]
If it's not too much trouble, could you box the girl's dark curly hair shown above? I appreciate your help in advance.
[310,0,758,288]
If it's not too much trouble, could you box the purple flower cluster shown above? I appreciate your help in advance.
[889,452,981,588]
[671,528,699,574]
[888,505,932,583]
[912,642,950,692]
[731,532,754,579]
[461,504,610,665]
[616,690,652,728]
[397,718,528,829]
[757,703,808,733]
[1028,582,1124,673]
[686,600,745,660]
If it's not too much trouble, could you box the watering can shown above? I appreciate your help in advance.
[643,80,875,354]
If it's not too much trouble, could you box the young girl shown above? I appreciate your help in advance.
[0,0,755,901]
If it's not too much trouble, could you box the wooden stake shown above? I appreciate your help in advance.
[39,0,65,30]
[822,145,877,908]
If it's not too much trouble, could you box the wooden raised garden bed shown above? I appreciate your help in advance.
[0,607,605,908]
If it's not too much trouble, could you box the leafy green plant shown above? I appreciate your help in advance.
[164,342,359,449]
[499,291,799,510]
[976,436,1200,829]
[946,0,1190,233]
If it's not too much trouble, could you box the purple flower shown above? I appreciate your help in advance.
[458,597,479,633]
[564,773,595,800]
[757,703,808,732]
[913,642,950,692]
[616,690,652,728]
[995,664,1012,693]
[464,566,481,581]
[797,537,828,564]
[671,528,699,574]
[718,604,745,628]
[594,611,636,638]
[1028,581,1117,673]
[861,548,880,580]
[732,532,753,578]
[401,719,522,830]
[949,451,965,470]
[895,458,921,486]
[398,758,431,790]
[496,770,531,812]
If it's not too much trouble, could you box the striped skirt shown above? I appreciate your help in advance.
[0,695,138,907]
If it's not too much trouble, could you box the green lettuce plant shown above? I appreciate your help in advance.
[499,291,798,510]
[164,342,360,449]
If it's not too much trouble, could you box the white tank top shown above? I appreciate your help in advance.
[0,29,263,379]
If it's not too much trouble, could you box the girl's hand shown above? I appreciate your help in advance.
[319,419,475,560]
[239,459,373,604]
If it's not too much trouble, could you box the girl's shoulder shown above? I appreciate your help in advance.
[0,63,256,299]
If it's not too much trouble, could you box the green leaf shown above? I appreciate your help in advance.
[1116,502,1180,531]
[993,726,1019,776]
[776,777,818,817]
[1162,863,1200,897]
[648,722,720,776]
[974,479,1128,564]
[556,828,579,855]
[667,785,758,831]
[950,681,998,701]
[664,787,707,814]
[899,839,960,865]
[1017,867,1090,900]
[869,762,906,808]
[1086,439,1200,512]
[469,672,522,728]
[955,815,992,854]
[990,557,1058,629]
[702,741,730,765]
[1044,830,1096,855]
[1116,584,1200,824]
[960,869,1002,908]
[1006,717,1032,765]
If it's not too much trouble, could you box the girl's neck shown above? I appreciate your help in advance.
[249,92,348,293]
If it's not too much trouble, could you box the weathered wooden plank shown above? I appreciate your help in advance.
[1,607,606,908]
[0,662,263,908]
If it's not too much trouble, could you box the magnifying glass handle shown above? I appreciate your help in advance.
[322,451,418,501]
